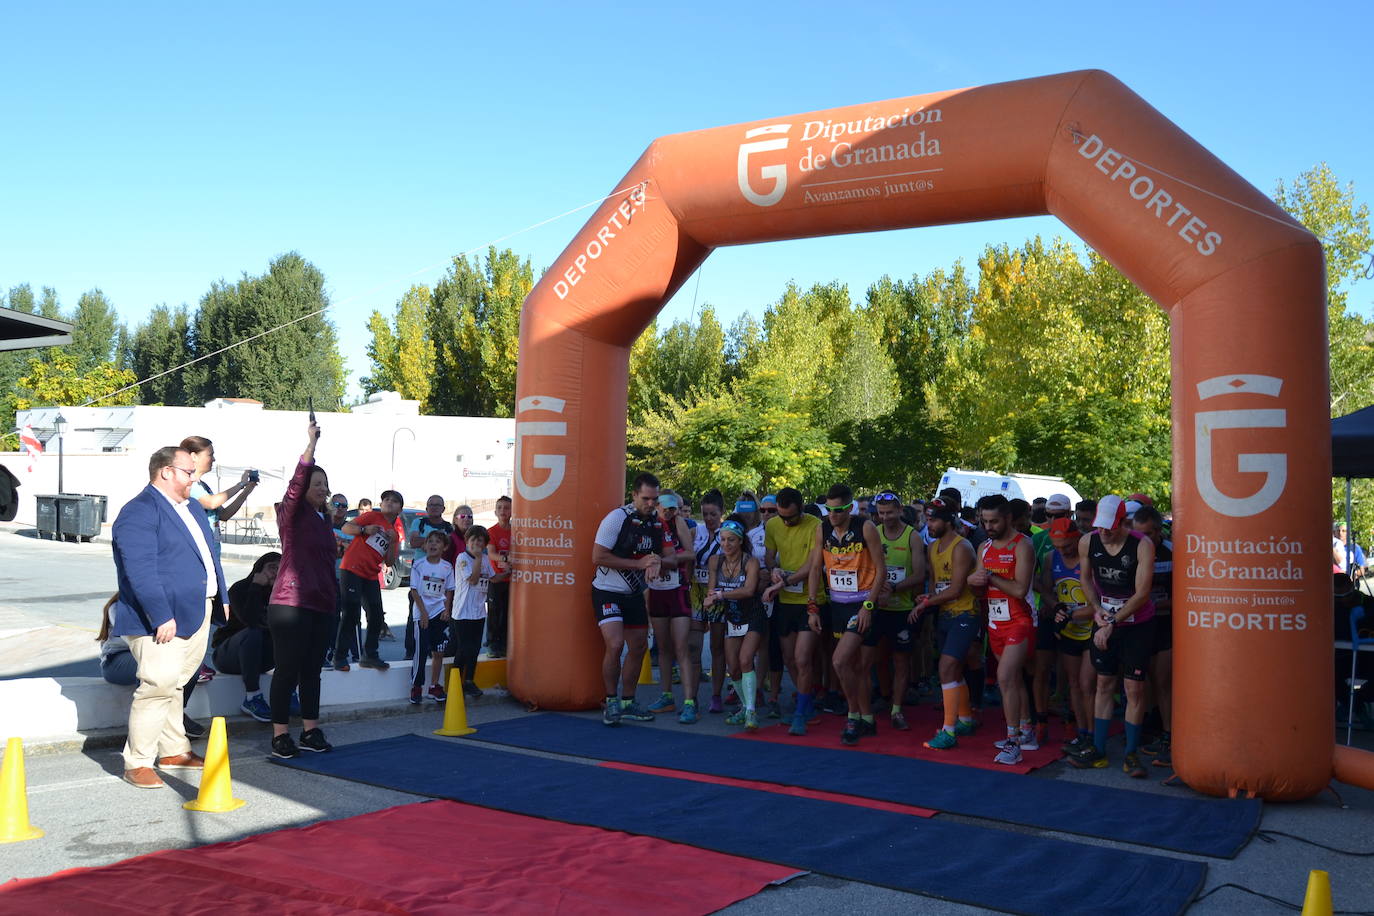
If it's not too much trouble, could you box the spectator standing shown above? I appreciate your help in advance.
[335,490,405,670]
[326,493,358,666]
[444,505,473,566]
[111,445,228,789]
[453,525,495,700]
[486,496,513,658]
[212,552,281,722]
[266,421,338,758]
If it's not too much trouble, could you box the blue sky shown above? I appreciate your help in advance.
[2,1,1370,398]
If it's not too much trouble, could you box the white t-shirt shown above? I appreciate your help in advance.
[409,556,455,620]
[748,524,767,566]
[455,551,495,621]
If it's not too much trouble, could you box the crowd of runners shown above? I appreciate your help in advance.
[592,474,1175,779]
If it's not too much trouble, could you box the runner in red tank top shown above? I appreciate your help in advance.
[968,494,1037,765]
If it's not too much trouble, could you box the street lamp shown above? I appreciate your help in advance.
[53,412,67,495]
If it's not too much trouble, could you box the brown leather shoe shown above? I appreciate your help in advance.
[124,767,166,789]
[156,751,206,770]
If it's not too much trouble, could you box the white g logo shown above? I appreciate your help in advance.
[1194,375,1287,518]
[737,124,791,207]
[515,396,567,502]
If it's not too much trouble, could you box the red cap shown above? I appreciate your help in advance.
[1048,517,1077,538]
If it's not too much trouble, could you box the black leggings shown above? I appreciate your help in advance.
[212,627,274,693]
[451,618,485,683]
[268,604,332,725]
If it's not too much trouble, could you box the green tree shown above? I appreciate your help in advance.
[128,304,195,405]
[66,289,122,371]
[11,352,139,411]
[191,253,345,409]
[362,284,436,405]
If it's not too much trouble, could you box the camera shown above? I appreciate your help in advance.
[248,469,260,483]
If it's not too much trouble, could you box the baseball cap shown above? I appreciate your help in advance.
[1126,492,1153,506]
[1124,499,1143,519]
[760,494,778,508]
[1047,517,1078,538]
[1093,494,1127,530]
[658,493,680,508]
[1046,493,1072,512]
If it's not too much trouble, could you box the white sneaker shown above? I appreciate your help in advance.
[994,735,1018,750]
[994,740,1023,765]
[1016,730,1040,751]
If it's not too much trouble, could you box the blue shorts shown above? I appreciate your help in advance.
[937,614,981,661]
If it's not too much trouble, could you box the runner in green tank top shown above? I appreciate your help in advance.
[869,492,926,730]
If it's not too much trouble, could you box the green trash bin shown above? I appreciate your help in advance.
[56,495,103,541]
[35,494,59,539]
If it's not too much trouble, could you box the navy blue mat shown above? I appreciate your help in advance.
[469,713,1259,858]
[274,734,1203,916]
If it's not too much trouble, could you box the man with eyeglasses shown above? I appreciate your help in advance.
[762,487,823,735]
[110,446,229,789]
[808,483,889,746]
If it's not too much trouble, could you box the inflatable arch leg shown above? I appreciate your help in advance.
[507,69,1371,801]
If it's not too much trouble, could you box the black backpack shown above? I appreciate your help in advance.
[0,463,19,522]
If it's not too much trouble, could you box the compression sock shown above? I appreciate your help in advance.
[891,703,902,717]
[941,681,962,730]
[965,668,985,708]
[741,672,757,712]
[1124,720,1141,755]
[1093,717,1111,754]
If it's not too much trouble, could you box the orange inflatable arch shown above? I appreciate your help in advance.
[507,70,1374,800]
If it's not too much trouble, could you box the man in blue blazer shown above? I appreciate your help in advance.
[112,445,229,789]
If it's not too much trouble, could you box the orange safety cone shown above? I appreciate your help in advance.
[638,648,654,685]
[0,737,43,844]
[1301,869,1333,916]
[184,717,245,813]
[434,668,476,737]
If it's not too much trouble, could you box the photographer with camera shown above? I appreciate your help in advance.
[180,436,259,556]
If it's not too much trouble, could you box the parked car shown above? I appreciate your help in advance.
[344,507,424,589]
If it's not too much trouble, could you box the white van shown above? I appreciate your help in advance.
[934,468,1083,509]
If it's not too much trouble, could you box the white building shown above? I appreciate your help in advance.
[5,393,515,532]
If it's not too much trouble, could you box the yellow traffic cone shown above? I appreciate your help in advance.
[184,717,245,813]
[1301,869,1332,916]
[638,649,654,685]
[434,668,476,737]
[0,737,43,844]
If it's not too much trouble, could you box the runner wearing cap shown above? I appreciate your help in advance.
[969,494,1037,765]
[1069,494,1156,776]
[756,494,787,718]
[762,487,823,735]
[911,501,980,749]
[810,483,889,746]
[1038,517,1096,751]
[870,491,926,730]
[1132,505,1174,767]
[646,491,700,723]
[1028,492,1073,746]
[704,517,764,730]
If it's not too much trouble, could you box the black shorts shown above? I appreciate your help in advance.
[412,616,452,656]
[853,610,914,651]
[724,602,768,638]
[593,588,648,629]
[936,614,981,660]
[1036,613,1058,653]
[1057,634,1090,657]
[773,602,811,636]
[1090,618,1156,681]
[830,601,864,639]
[1152,614,1173,653]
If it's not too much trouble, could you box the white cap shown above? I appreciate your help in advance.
[1046,493,1072,512]
[1093,494,1127,530]
[1124,499,1143,518]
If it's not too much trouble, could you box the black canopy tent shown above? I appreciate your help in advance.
[1332,404,1374,743]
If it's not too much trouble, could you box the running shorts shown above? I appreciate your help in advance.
[1090,618,1156,680]
[648,587,691,619]
[593,588,648,629]
[936,613,981,660]
[987,616,1035,658]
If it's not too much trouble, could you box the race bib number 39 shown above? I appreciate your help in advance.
[828,568,858,593]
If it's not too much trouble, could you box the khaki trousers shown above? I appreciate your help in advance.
[122,604,211,769]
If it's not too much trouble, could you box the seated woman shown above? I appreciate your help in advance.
[212,552,282,722]
[97,594,207,739]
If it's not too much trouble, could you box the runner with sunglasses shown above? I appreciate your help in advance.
[808,483,889,746]
[763,487,823,735]
[704,518,764,730]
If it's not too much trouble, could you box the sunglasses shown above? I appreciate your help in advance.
[826,501,853,515]
[760,507,778,515]
[331,502,347,509]
[875,491,899,503]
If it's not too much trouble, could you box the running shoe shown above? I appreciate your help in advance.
[428,684,447,704]
[359,656,390,671]
[1123,753,1148,779]
[891,710,909,731]
[994,735,1019,750]
[379,626,396,641]
[708,696,723,714]
[924,729,958,750]
[1153,746,1173,768]
[271,734,299,758]
[840,719,862,746]
[1068,745,1109,769]
[678,700,699,725]
[603,698,621,727]
[859,718,878,738]
[744,710,759,731]
[1062,734,1094,755]
[993,739,1023,766]
[409,686,422,705]
[725,709,746,726]
[331,654,350,673]
[463,681,483,701]
[1140,733,1170,757]
[241,695,272,722]
[1016,730,1040,752]
[953,719,977,737]
[647,692,676,713]
[788,714,807,736]
[620,700,655,722]
[299,728,333,753]
[765,699,782,719]
[183,715,206,740]
[196,663,216,684]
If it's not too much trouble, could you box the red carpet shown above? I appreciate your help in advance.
[0,799,798,915]
[599,761,936,817]
[734,702,1079,774]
